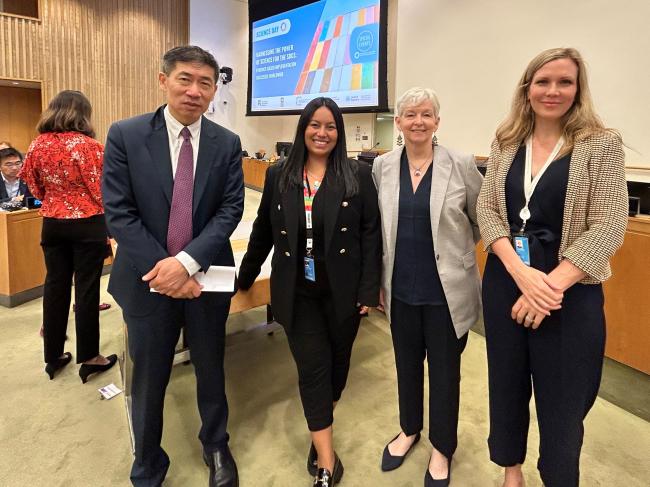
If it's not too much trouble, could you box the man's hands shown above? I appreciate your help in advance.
[169,277,202,299]
[142,257,202,299]
[12,194,24,202]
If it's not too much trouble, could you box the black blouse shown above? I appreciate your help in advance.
[296,173,331,296]
[392,149,446,305]
[506,145,571,273]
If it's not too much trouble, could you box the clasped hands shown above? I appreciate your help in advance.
[510,265,564,329]
[142,257,203,299]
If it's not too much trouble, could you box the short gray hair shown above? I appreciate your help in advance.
[396,87,440,117]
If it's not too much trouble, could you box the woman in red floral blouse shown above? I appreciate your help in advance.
[21,90,116,382]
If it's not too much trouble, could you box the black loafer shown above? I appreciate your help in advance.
[203,445,239,487]
[381,432,421,471]
[307,442,318,476]
[313,454,344,486]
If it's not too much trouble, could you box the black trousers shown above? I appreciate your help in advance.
[126,297,231,487]
[41,215,107,364]
[389,297,468,459]
[483,254,605,487]
[285,293,361,432]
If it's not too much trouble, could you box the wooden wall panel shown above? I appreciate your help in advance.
[1,1,39,19]
[0,86,41,152]
[0,14,42,80]
[0,0,188,144]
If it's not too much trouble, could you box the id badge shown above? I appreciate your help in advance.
[304,256,316,281]
[513,233,531,266]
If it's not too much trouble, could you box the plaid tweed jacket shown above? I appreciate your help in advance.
[476,131,628,284]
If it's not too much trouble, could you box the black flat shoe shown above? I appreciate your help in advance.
[203,445,239,487]
[78,354,117,384]
[313,454,343,486]
[45,352,72,380]
[424,462,451,487]
[381,432,421,471]
[307,442,318,476]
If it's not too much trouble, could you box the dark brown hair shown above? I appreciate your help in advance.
[36,90,95,138]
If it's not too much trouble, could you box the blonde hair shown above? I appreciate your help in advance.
[396,87,440,117]
[496,47,614,149]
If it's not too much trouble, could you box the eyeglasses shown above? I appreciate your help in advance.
[2,161,23,168]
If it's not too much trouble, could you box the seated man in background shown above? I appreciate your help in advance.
[0,147,32,204]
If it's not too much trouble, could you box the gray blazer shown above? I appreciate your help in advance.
[372,145,483,338]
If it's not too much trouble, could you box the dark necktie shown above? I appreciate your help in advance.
[166,126,194,255]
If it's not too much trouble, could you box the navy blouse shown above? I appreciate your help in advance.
[392,149,446,305]
[506,145,571,273]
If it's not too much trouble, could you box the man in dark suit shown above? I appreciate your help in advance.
[102,46,244,487]
[0,147,31,204]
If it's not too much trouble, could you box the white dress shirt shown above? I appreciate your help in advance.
[163,106,202,276]
[2,173,20,199]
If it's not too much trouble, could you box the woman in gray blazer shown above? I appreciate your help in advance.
[373,87,483,487]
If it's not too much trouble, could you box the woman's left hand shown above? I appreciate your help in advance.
[511,295,546,329]
[359,305,370,315]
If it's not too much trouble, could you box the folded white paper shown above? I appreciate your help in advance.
[194,266,236,292]
[149,266,236,293]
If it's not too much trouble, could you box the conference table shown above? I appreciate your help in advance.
[0,209,45,307]
[0,208,113,308]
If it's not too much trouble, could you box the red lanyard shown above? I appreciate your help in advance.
[303,169,321,256]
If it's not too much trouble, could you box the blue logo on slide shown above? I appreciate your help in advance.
[350,24,379,62]
[254,19,292,42]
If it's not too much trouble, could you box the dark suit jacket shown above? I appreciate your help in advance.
[238,161,381,331]
[0,178,31,204]
[102,106,244,317]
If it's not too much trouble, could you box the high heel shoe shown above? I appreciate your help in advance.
[45,352,72,380]
[307,442,318,476]
[79,354,117,384]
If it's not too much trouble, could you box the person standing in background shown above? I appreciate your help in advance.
[20,90,116,382]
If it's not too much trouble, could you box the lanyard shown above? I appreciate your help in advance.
[519,135,565,231]
[303,169,321,256]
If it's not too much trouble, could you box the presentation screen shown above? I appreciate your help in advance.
[247,0,387,115]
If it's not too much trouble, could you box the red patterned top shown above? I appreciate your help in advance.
[20,132,104,219]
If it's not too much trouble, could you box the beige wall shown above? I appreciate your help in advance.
[394,0,650,166]
[374,116,395,149]
[0,0,188,144]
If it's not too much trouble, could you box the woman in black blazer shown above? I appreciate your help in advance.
[239,97,381,487]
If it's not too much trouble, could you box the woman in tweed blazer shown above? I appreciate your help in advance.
[477,48,628,487]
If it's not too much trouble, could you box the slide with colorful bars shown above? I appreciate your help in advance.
[294,4,380,96]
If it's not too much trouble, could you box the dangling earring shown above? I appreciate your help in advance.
[432,132,438,146]
[396,132,403,146]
